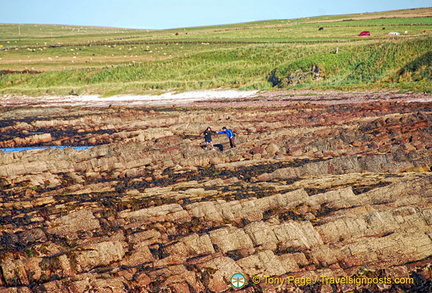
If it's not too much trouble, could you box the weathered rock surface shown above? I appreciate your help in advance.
[0,91,431,292]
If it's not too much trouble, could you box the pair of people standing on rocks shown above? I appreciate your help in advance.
[203,126,236,150]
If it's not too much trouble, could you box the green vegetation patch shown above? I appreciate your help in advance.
[269,37,432,89]
[0,8,431,95]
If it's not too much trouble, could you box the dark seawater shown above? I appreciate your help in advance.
[0,146,93,153]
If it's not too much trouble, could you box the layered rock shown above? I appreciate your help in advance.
[0,92,431,292]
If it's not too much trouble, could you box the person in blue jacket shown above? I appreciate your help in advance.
[218,126,236,148]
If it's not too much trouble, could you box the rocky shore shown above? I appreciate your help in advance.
[0,91,431,292]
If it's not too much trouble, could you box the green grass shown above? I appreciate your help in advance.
[0,8,431,95]
[274,37,432,85]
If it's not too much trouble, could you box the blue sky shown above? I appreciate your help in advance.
[1,0,430,29]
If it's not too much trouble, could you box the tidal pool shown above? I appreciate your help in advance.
[0,146,93,153]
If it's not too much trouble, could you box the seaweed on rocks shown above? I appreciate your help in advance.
[352,182,392,194]
[1,94,432,292]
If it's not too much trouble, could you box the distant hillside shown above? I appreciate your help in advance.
[0,23,143,38]
[0,8,431,96]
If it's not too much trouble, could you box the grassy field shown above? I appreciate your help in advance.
[0,7,431,96]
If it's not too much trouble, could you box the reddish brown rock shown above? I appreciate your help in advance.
[47,209,101,236]
[1,92,431,292]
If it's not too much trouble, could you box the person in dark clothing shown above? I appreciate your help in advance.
[203,127,216,150]
[218,126,236,148]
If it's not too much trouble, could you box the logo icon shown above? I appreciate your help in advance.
[230,273,246,289]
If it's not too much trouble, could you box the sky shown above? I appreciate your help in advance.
[1,0,431,30]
